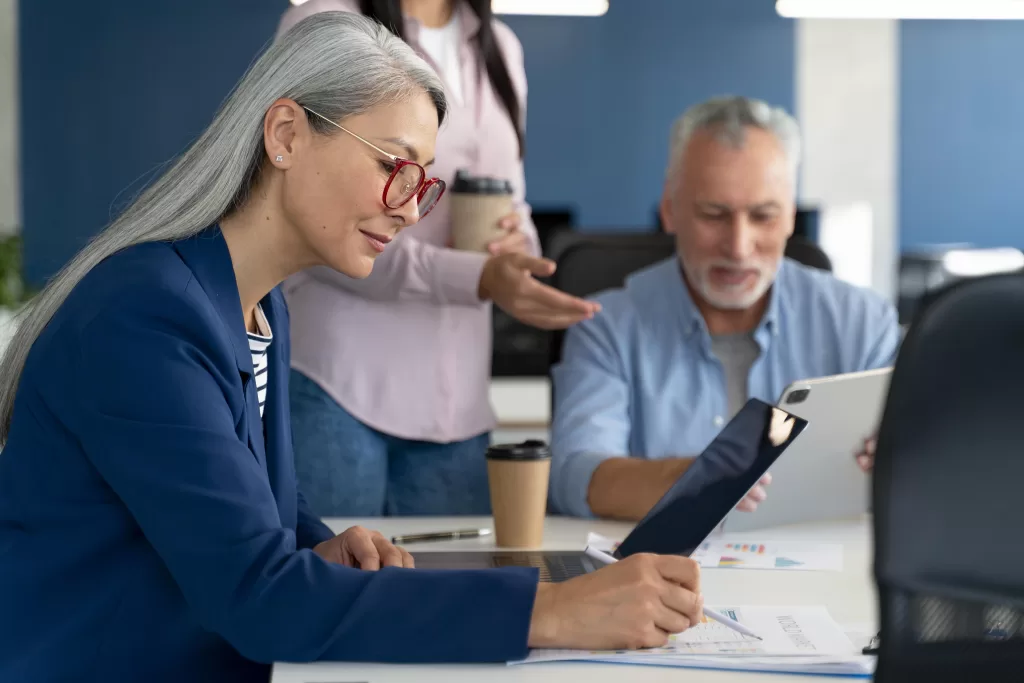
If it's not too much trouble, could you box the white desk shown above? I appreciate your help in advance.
[272,515,876,683]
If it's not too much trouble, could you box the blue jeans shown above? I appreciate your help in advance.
[289,370,492,517]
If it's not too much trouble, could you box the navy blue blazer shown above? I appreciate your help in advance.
[0,228,538,682]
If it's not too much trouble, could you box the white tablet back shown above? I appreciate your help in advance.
[725,368,892,532]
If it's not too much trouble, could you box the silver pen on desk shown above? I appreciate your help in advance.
[391,528,492,545]
[583,546,763,641]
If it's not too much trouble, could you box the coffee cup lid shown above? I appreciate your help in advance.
[451,169,513,195]
[486,440,551,461]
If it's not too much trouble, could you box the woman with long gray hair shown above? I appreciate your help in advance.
[0,12,702,682]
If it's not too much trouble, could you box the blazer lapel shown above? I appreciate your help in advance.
[172,226,267,470]
[243,374,268,469]
[259,291,298,526]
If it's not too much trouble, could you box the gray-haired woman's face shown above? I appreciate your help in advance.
[269,91,440,279]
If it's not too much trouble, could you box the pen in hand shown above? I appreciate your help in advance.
[391,528,492,545]
[583,546,763,641]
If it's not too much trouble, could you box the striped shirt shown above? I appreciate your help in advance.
[247,305,272,418]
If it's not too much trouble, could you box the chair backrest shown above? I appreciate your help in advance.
[549,233,675,297]
[785,234,832,272]
[872,273,1024,682]
[547,232,676,368]
[546,231,834,368]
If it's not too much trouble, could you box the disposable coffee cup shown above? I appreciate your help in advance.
[486,440,551,548]
[449,169,514,253]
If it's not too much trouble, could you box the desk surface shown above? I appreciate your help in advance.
[272,515,876,683]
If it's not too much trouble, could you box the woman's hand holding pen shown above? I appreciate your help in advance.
[527,554,704,651]
[314,526,414,570]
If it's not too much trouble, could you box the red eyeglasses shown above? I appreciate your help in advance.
[303,106,445,217]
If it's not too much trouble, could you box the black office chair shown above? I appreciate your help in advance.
[785,234,832,272]
[872,273,1024,682]
[546,232,676,368]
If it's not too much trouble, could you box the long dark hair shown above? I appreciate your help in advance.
[359,0,524,158]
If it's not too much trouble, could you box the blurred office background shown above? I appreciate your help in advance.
[3,0,1024,437]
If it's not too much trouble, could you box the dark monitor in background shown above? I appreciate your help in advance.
[897,247,1024,325]
[793,207,820,242]
[491,207,576,377]
[530,207,575,256]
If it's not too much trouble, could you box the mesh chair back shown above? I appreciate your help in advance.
[873,273,1024,682]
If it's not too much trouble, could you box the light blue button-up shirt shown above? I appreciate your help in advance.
[549,257,901,518]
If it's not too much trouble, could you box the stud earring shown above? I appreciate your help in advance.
[275,155,284,162]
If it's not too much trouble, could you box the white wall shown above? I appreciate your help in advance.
[489,378,550,444]
[796,19,899,299]
[0,0,17,235]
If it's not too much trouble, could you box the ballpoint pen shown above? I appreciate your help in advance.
[583,546,764,641]
[391,528,492,544]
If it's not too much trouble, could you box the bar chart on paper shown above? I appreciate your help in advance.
[695,540,843,571]
[584,533,843,571]
[716,543,769,567]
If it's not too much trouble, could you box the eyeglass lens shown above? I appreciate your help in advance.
[386,164,424,208]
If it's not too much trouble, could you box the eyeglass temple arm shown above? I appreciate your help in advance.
[301,105,398,161]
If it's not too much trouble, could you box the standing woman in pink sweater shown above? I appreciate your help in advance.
[277,0,597,516]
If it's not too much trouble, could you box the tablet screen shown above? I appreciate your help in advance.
[615,398,808,558]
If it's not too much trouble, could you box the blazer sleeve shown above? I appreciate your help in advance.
[68,285,538,664]
[296,491,335,549]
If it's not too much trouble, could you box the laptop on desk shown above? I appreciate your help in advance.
[411,398,809,582]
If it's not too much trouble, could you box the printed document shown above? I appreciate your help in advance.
[513,605,873,676]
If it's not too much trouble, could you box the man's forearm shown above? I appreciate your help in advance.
[587,457,693,521]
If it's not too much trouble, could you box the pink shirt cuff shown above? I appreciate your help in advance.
[434,249,489,306]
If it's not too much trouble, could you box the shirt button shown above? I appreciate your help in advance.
[713,415,725,428]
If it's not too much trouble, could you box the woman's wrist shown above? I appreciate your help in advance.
[527,582,560,648]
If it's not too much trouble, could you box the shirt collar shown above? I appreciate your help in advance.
[673,258,785,344]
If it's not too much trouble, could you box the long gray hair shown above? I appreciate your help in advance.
[0,11,447,441]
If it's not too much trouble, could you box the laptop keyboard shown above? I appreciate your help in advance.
[489,553,589,583]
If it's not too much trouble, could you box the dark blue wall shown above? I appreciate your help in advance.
[504,0,795,230]
[900,20,1024,250]
[20,1,285,287]
[20,0,795,286]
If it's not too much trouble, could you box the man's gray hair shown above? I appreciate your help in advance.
[666,96,801,180]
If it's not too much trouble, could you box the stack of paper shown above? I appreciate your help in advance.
[511,606,875,678]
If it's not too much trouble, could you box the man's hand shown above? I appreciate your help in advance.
[588,458,693,521]
[313,526,414,570]
[735,473,772,512]
[856,436,876,473]
[588,458,773,521]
